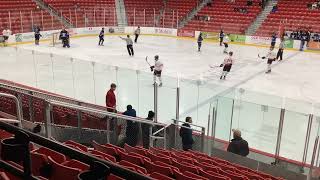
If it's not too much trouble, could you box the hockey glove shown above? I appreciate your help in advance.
[220,64,224,67]
[150,66,154,72]
[261,57,266,59]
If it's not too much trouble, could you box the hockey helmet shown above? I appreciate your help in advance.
[229,51,233,56]
[154,55,159,60]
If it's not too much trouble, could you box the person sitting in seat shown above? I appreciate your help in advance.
[227,129,249,157]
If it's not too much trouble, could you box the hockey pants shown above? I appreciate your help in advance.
[127,45,134,56]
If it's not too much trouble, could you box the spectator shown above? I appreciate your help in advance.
[227,129,249,157]
[106,83,117,112]
[271,5,278,13]
[247,0,253,6]
[179,117,194,151]
[142,111,155,149]
[124,105,138,146]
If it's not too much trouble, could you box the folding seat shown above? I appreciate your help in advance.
[221,170,249,180]
[119,150,145,166]
[119,160,147,175]
[33,147,66,164]
[184,171,209,180]
[150,172,174,180]
[194,161,220,173]
[108,174,125,180]
[172,159,200,174]
[144,160,173,177]
[90,149,117,163]
[47,157,81,180]
[124,143,147,156]
[92,141,119,157]
[147,151,172,164]
[62,159,90,171]
[64,140,88,152]
[200,170,231,180]
[173,169,207,180]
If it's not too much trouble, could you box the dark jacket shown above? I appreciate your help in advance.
[180,123,193,150]
[124,109,138,146]
[142,115,153,149]
[227,137,249,157]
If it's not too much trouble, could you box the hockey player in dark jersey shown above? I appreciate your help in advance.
[270,33,276,48]
[59,28,70,48]
[34,26,42,45]
[219,30,224,46]
[98,28,104,46]
[197,32,203,52]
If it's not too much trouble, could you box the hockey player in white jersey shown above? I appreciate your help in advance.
[223,34,230,54]
[220,51,234,80]
[150,55,163,87]
[261,46,277,74]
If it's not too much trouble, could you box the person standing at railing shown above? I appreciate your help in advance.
[142,111,155,149]
[98,28,105,46]
[227,129,249,157]
[123,105,138,147]
[119,35,134,56]
[106,83,117,112]
[134,26,141,43]
[180,117,194,151]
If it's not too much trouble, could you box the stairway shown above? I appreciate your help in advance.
[245,0,278,35]
[115,0,128,26]
[178,0,212,28]
[31,0,73,28]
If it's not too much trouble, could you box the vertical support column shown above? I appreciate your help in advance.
[153,8,156,27]
[94,8,96,27]
[144,9,146,27]
[164,127,167,150]
[307,136,319,180]
[76,109,82,141]
[210,106,217,155]
[51,13,54,29]
[149,126,153,148]
[50,53,56,93]
[31,11,34,30]
[75,9,78,28]
[114,8,116,26]
[201,127,205,153]
[44,102,52,138]
[302,114,314,165]
[104,8,106,27]
[19,11,23,32]
[176,11,179,29]
[154,82,158,123]
[207,103,212,136]
[41,11,44,30]
[136,70,140,115]
[28,95,34,122]
[228,100,235,141]
[8,11,12,30]
[172,10,175,28]
[92,61,97,104]
[133,8,136,26]
[274,108,286,164]
[176,76,180,121]
[162,10,165,28]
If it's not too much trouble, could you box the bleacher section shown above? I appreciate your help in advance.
[182,0,262,34]
[0,124,286,180]
[160,0,198,28]
[44,0,117,28]
[0,0,61,34]
[124,0,164,27]
[255,0,320,36]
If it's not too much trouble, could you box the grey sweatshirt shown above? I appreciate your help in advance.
[121,37,133,45]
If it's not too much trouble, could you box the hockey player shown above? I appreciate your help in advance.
[270,33,276,48]
[223,34,230,54]
[119,35,134,56]
[197,32,203,52]
[276,37,284,61]
[34,26,42,45]
[98,28,104,46]
[220,51,234,80]
[2,27,12,47]
[219,30,224,46]
[134,26,140,43]
[59,28,70,48]
[261,46,277,74]
[150,55,163,87]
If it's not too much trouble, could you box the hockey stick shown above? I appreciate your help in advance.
[209,64,221,68]
[258,54,266,59]
[145,56,152,66]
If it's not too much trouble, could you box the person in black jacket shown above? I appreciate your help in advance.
[197,32,203,52]
[227,129,249,157]
[98,27,104,46]
[59,28,70,48]
[180,117,194,151]
[34,26,42,45]
[142,111,155,149]
[123,105,138,146]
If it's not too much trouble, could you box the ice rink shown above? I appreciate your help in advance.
[1,35,320,163]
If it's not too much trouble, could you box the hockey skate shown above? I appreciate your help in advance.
[220,76,223,80]
[223,76,226,80]
[265,70,271,74]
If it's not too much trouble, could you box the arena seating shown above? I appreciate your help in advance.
[0,0,62,34]
[255,0,320,37]
[124,0,164,27]
[160,0,199,28]
[182,0,262,34]
[43,0,117,28]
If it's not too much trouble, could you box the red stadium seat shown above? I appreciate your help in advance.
[48,156,81,180]
[150,172,174,180]
[33,147,66,164]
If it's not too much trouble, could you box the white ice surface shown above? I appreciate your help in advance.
[1,35,320,163]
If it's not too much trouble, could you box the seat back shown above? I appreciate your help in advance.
[48,157,81,180]
[62,159,90,171]
[64,140,88,152]
[150,172,174,180]
[119,160,147,175]
[90,149,117,163]
[124,143,146,156]
[34,147,66,164]
[30,152,49,176]
[92,140,118,157]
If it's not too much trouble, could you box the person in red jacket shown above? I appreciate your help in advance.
[106,83,117,112]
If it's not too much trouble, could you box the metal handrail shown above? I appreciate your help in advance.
[0,92,23,128]
[47,99,166,126]
[172,119,205,132]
